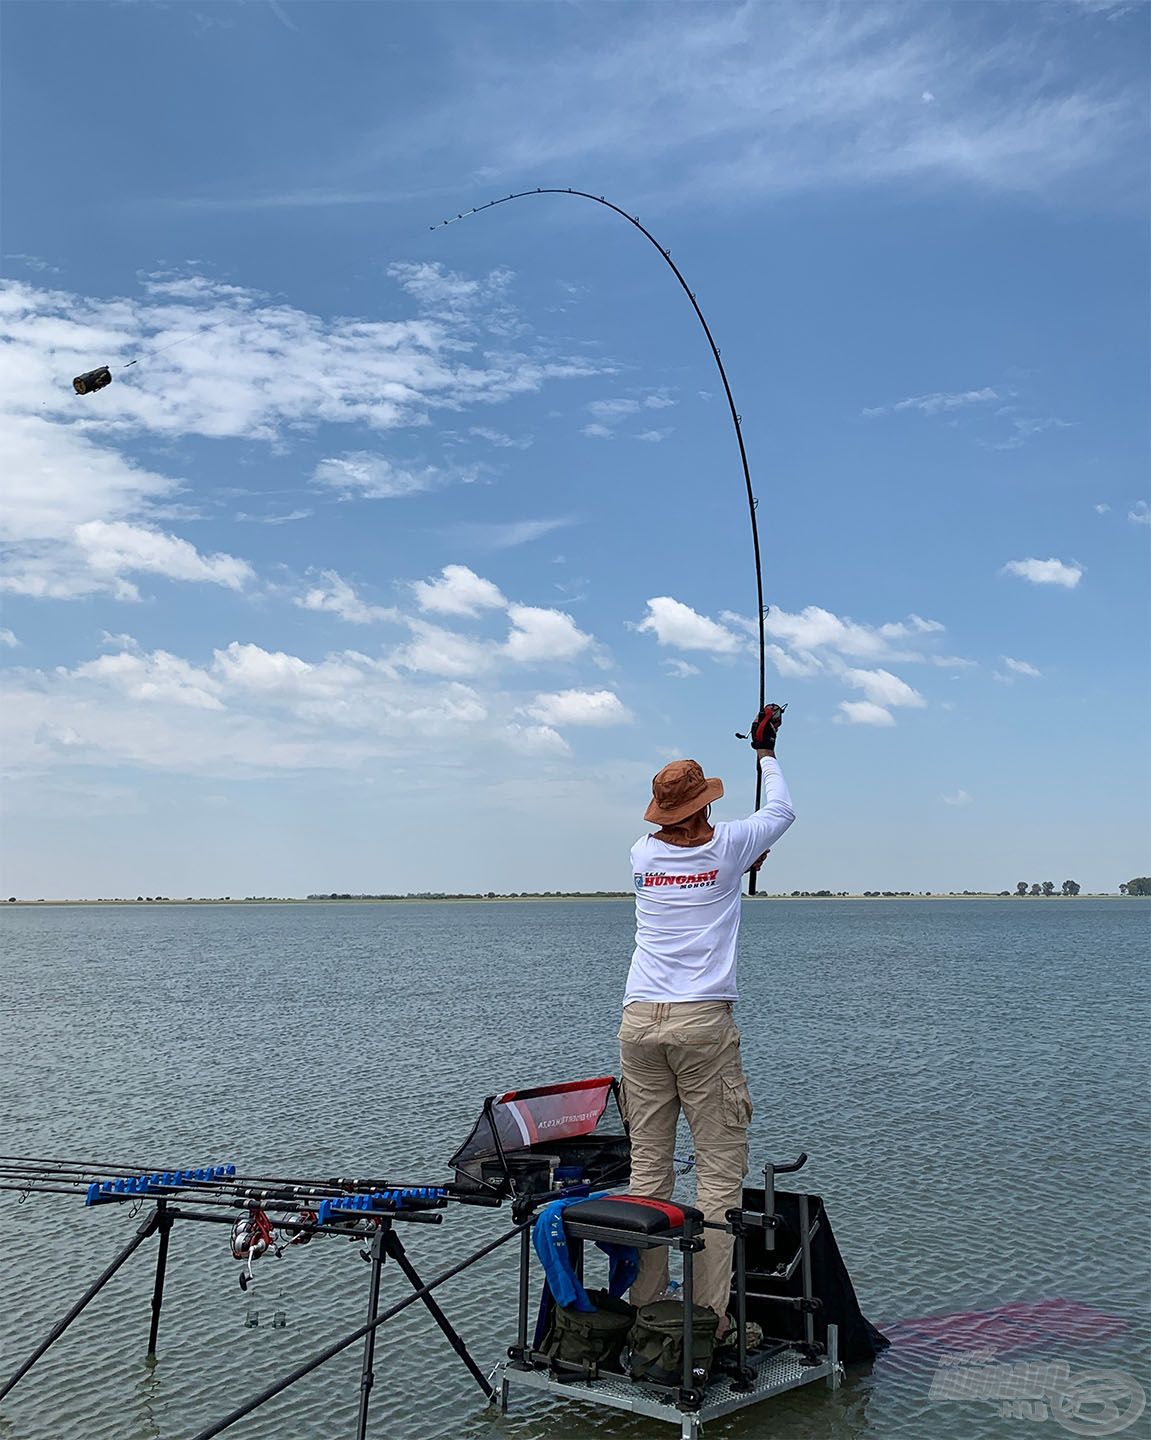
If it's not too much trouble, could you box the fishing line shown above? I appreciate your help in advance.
[71,314,235,394]
[433,188,769,886]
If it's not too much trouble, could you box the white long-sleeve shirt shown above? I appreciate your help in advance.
[624,756,795,1003]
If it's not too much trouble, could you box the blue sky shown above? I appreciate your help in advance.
[1,0,1147,897]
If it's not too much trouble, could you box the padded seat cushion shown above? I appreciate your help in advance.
[562,1195,703,1235]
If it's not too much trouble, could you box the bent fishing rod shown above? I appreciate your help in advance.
[433,188,771,887]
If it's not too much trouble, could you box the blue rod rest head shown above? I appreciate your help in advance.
[85,1182,100,1206]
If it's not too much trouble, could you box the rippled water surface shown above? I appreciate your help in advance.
[1,899,1148,1440]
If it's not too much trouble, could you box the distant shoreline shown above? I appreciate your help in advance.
[2,894,1132,908]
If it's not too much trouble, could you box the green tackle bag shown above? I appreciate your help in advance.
[628,1299,720,1387]
[540,1289,636,1374]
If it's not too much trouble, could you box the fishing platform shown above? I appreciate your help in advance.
[0,1075,886,1439]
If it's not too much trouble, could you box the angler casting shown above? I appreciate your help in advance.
[621,703,793,1325]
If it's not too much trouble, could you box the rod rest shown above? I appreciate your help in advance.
[85,1166,235,1205]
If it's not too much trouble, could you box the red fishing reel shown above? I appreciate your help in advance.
[232,1208,276,1289]
[736,703,786,748]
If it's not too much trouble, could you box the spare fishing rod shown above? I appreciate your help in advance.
[433,188,771,889]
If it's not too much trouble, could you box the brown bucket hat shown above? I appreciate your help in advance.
[644,759,724,825]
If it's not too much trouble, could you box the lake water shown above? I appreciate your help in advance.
[0,899,1148,1440]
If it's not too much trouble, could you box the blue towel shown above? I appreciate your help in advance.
[533,1193,640,1312]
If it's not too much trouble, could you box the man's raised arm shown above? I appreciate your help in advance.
[729,704,796,869]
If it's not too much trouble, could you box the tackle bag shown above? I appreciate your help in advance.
[628,1299,720,1387]
[540,1288,635,1374]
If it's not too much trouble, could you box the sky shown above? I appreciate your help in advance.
[0,0,1148,898]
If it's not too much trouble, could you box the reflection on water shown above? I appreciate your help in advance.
[0,899,1147,1440]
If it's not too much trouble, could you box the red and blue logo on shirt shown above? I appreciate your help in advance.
[635,869,719,890]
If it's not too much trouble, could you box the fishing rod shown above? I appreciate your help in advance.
[0,1156,428,1193]
[433,188,770,888]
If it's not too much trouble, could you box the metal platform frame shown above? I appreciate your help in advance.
[497,1327,839,1440]
[496,1154,843,1438]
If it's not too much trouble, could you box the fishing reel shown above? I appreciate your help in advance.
[231,1209,276,1289]
[736,702,787,746]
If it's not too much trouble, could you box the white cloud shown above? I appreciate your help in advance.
[835,700,895,727]
[312,453,462,500]
[411,564,507,617]
[100,631,140,651]
[643,597,942,723]
[469,426,532,449]
[525,689,632,727]
[941,789,973,807]
[1002,557,1083,588]
[584,394,676,444]
[863,388,998,418]
[385,260,519,333]
[1003,656,1042,678]
[0,628,18,648]
[634,597,741,654]
[73,649,224,710]
[503,722,571,757]
[989,415,1072,450]
[235,508,312,525]
[589,398,640,420]
[757,605,939,661]
[504,604,592,663]
[1094,503,1110,514]
[663,659,701,679]
[841,666,926,709]
[1129,501,1151,526]
[405,5,1141,207]
[392,620,494,678]
[212,641,354,698]
[6,640,502,780]
[767,644,823,679]
[0,269,611,603]
[297,571,397,625]
[2,271,605,445]
[70,521,251,594]
[444,517,575,550]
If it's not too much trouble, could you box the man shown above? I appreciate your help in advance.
[620,705,794,1329]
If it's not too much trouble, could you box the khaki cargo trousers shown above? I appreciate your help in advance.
[618,1000,753,1320]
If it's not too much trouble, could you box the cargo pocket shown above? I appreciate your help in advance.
[721,1070,753,1130]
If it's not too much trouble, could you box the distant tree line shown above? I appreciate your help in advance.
[1014,881,1080,896]
[1120,877,1151,896]
[305,890,632,901]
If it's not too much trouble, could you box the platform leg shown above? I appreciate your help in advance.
[798,1193,815,1349]
[146,1201,173,1360]
[0,1207,159,1401]
[515,1225,531,1359]
[681,1235,695,1397]
[499,1374,510,1413]
[826,1322,841,1389]
[732,1225,750,1390]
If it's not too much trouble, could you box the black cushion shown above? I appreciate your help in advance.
[563,1196,703,1235]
